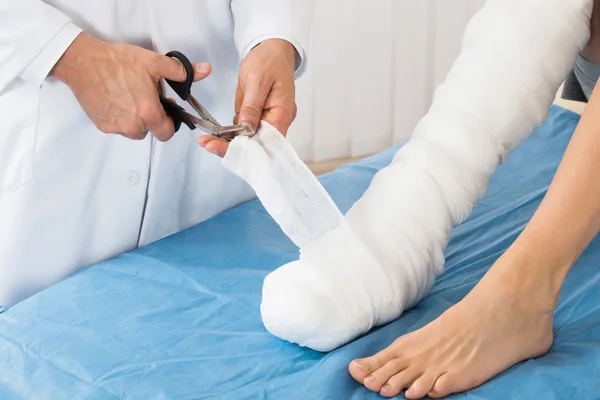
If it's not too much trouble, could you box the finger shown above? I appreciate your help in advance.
[198,135,228,150]
[238,78,270,133]
[198,134,218,147]
[262,106,295,136]
[140,99,175,142]
[116,116,148,140]
[193,62,212,81]
[203,138,229,158]
[151,115,176,142]
[121,125,149,140]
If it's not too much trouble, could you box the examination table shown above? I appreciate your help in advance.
[0,105,598,399]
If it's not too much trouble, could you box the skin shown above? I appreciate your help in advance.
[197,38,298,157]
[51,34,296,149]
[348,11,600,400]
[51,32,211,141]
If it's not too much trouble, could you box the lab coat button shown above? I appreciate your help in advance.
[127,171,140,185]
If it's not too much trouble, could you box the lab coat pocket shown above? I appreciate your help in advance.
[0,81,40,191]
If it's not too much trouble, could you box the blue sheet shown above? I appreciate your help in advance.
[1,105,599,399]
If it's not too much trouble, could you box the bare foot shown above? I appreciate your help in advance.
[348,257,558,399]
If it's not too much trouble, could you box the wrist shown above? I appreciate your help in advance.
[255,38,297,71]
[50,32,105,86]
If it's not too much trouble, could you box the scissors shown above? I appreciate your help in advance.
[159,51,254,141]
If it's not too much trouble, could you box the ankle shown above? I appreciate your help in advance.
[486,250,565,312]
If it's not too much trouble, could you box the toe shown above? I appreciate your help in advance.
[405,372,441,399]
[349,346,402,384]
[428,373,454,399]
[378,368,420,398]
[349,359,377,383]
[362,359,407,392]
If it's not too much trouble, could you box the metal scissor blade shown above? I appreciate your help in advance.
[185,112,254,142]
[213,124,255,141]
[187,95,220,126]
[180,111,215,133]
[215,124,254,136]
[215,125,255,142]
[194,117,222,135]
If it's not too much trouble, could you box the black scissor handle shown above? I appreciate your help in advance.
[163,50,195,101]
[159,50,196,133]
[159,96,196,132]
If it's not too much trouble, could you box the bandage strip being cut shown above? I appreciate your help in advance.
[222,124,344,249]
[223,0,593,352]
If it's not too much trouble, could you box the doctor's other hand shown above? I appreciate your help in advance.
[198,38,297,157]
[50,32,211,142]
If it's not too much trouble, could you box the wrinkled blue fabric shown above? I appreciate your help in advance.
[0,106,598,399]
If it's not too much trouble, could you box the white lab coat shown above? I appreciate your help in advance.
[0,0,312,305]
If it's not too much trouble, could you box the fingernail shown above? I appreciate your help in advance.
[238,120,254,130]
[381,384,392,393]
[196,63,209,74]
[352,360,372,372]
[207,149,221,157]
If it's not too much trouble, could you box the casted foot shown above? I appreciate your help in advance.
[348,261,556,399]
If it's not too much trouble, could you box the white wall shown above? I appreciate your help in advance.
[288,0,487,162]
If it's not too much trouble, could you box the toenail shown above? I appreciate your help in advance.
[381,384,392,392]
[365,375,376,383]
[353,360,372,372]
[405,387,415,396]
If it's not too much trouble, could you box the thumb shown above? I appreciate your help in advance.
[157,55,189,82]
[262,107,292,136]
[157,56,212,83]
[192,62,212,82]
[238,81,268,133]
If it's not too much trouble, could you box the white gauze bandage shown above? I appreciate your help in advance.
[223,0,592,352]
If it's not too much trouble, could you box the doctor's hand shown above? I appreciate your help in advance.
[198,38,297,157]
[51,32,211,142]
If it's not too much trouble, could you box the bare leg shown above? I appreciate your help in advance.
[348,26,600,400]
